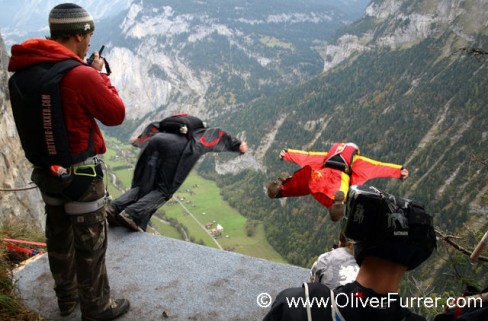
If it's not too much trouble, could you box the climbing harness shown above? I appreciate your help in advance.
[1,154,111,216]
[64,196,108,215]
[42,156,109,214]
[42,192,107,215]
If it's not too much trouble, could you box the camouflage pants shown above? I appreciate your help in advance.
[31,167,111,315]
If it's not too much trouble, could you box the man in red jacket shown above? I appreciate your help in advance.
[266,143,408,221]
[8,3,129,320]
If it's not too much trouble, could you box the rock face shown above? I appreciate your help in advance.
[322,0,488,72]
[14,227,310,320]
[0,35,44,229]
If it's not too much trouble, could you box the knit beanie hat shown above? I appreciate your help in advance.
[49,3,95,38]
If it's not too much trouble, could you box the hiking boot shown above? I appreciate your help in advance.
[82,298,130,321]
[266,180,282,198]
[329,191,345,222]
[106,206,120,227]
[117,211,143,232]
[58,298,79,316]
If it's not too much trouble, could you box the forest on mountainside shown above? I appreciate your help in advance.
[203,31,488,294]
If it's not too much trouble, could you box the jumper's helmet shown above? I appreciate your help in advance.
[343,185,436,270]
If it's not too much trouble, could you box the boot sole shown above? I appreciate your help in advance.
[329,203,345,222]
[330,191,345,221]
[117,213,143,232]
[82,299,130,321]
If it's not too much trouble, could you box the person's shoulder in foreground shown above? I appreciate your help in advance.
[262,186,435,321]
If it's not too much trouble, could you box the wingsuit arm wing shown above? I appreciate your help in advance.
[351,155,404,185]
[168,127,242,194]
[193,127,242,153]
[282,149,328,169]
[131,121,160,148]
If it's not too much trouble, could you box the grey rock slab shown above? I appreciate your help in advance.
[14,226,309,320]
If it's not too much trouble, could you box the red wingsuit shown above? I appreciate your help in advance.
[279,143,405,208]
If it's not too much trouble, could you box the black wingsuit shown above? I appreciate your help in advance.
[110,127,242,230]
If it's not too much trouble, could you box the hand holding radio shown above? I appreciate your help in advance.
[87,45,104,65]
[87,45,111,75]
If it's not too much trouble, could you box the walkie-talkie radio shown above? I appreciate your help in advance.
[87,45,105,65]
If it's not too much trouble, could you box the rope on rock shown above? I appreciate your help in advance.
[0,183,38,192]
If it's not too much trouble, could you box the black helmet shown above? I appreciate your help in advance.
[353,235,435,270]
[343,185,436,270]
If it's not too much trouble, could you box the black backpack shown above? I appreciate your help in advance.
[158,113,205,136]
[131,114,206,148]
[8,59,94,167]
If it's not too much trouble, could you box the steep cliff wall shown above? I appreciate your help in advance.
[0,35,44,229]
[322,0,488,72]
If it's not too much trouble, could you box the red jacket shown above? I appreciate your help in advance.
[281,144,403,208]
[8,38,125,156]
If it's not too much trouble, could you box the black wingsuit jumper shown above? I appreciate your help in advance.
[110,125,243,231]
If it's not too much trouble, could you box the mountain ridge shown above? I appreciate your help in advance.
[0,0,369,227]
[92,0,370,122]
[323,0,488,72]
